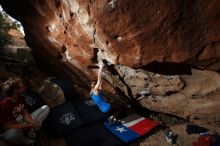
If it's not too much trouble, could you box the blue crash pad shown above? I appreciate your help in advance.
[104,114,159,142]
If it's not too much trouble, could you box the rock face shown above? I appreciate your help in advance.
[1,0,220,70]
[1,0,220,130]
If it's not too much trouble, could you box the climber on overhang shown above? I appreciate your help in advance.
[90,61,125,125]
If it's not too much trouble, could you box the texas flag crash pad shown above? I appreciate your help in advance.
[104,114,160,142]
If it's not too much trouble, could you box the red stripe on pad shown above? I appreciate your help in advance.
[128,118,159,136]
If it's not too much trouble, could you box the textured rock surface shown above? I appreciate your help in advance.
[102,65,220,131]
[139,69,220,131]
[1,0,220,70]
[1,0,220,131]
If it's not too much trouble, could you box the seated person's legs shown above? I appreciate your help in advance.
[31,105,50,124]
[27,105,50,139]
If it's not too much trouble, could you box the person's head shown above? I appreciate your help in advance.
[39,81,65,107]
[2,77,25,97]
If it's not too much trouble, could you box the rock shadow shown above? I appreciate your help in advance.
[138,61,192,75]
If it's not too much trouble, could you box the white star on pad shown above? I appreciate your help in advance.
[115,126,127,133]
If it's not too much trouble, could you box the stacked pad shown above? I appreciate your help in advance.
[65,122,124,146]
[42,101,84,137]
[24,89,46,113]
[49,77,107,124]
[49,77,79,100]
[104,114,159,142]
[72,99,107,124]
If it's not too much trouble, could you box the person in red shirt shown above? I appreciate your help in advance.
[0,77,49,146]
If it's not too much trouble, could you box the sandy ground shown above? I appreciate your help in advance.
[131,124,199,146]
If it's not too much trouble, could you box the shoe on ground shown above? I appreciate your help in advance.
[107,116,114,125]
[164,130,173,144]
[110,118,122,126]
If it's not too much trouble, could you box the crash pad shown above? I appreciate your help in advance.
[49,77,79,100]
[72,99,107,124]
[42,101,84,137]
[65,122,124,146]
[23,89,46,113]
[104,114,159,142]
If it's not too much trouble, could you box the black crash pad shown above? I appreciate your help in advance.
[49,77,79,100]
[24,89,46,113]
[65,122,125,146]
[72,99,107,124]
[42,101,84,137]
